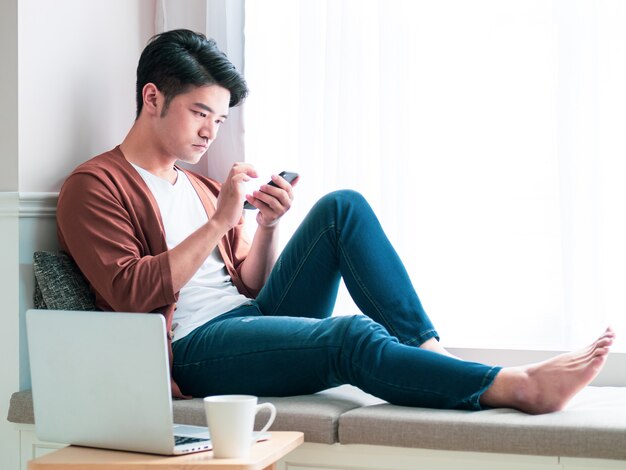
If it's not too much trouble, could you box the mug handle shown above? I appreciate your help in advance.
[254,402,277,439]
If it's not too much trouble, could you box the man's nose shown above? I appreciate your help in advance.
[200,121,217,141]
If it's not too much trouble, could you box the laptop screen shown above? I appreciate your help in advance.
[27,309,181,454]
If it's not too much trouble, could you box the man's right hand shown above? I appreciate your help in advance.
[213,163,258,229]
[168,163,258,292]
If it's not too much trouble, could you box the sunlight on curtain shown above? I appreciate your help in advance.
[243,0,626,351]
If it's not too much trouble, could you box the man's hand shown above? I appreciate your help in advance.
[239,172,299,292]
[214,163,258,229]
[246,173,300,227]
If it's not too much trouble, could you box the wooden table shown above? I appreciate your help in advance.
[28,431,304,470]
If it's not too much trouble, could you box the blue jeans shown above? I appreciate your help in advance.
[172,190,500,410]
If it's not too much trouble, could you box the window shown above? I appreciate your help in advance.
[244,0,626,351]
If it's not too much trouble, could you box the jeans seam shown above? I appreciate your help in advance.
[340,345,454,401]
[337,237,403,340]
[268,224,337,315]
[173,344,343,369]
[404,328,439,347]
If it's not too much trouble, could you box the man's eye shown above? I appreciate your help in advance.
[198,112,207,118]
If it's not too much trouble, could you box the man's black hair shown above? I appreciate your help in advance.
[135,29,248,118]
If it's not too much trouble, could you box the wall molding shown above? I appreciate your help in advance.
[18,192,58,218]
[0,192,58,218]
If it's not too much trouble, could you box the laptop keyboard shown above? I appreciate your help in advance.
[175,435,210,446]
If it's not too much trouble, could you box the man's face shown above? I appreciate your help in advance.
[154,84,231,164]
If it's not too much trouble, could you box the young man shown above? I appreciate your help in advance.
[57,29,614,413]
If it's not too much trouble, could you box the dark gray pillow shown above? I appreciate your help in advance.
[33,251,96,311]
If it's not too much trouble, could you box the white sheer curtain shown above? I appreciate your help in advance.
[244,0,626,351]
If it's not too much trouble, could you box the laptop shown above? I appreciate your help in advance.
[26,309,212,455]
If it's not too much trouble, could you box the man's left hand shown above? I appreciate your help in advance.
[246,173,300,227]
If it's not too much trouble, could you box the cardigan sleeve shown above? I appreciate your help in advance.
[57,171,177,313]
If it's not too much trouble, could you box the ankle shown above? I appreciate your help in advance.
[419,338,459,359]
[480,367,531,411]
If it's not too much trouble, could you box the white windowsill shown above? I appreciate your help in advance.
[448,347,626,386]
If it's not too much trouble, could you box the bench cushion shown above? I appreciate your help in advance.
[7,386,380,445]
[8,386,626,458]
[172,386,380,444]
[339,386,626,460]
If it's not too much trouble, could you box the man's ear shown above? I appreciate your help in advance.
[142,83,161,116]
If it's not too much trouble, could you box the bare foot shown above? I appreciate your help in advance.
[480,327,615,414]
[420,337,461,359]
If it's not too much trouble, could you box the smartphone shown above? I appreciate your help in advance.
[243,171,299,210]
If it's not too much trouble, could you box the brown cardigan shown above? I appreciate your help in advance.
[56,146,253,396]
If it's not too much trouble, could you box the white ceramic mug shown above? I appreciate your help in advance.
[203,395,276,458]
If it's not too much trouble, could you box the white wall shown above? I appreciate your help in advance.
[18,0,155,192]
[16,0,245,192]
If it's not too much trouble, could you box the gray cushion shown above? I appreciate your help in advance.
[9,386,626,457]
[7,386,380,445]
[338,386,626,460]
[6,390,34,425]
[33,251,95,310]
[174,386,380,444]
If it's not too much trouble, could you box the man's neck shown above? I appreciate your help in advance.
[120,122,178,184]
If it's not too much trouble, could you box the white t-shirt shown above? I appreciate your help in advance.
[132,164,250,341]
